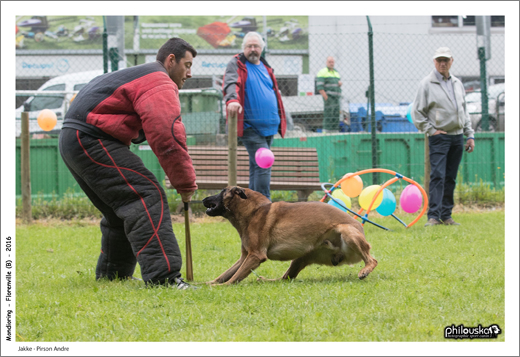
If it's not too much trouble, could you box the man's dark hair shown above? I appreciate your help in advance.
[156,37,197,63]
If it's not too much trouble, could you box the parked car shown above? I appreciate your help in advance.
[465,83,505,132]
[463,80,481,94]
[15,70,104,136]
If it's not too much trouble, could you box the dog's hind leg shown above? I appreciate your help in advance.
[257,257,309,282]
[280,256,312,280]
[257,257,308,282]
[337,225,378,279]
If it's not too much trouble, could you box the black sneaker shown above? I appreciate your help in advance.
[173,277,198,290]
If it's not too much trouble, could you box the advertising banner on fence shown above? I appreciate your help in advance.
[15,15,309,52]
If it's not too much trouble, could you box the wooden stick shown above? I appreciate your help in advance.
[21,111,32,224]
[228,113,237,186]
[184,202,193,281]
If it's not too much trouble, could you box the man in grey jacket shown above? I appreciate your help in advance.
[412,47,475,227]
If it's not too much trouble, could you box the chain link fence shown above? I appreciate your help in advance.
[15,15,506,205]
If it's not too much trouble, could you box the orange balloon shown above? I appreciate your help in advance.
[37,109,58,131]
[340,173,363,198]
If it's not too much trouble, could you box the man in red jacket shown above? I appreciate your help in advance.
[59,38,197,289]
[222,31,286,200]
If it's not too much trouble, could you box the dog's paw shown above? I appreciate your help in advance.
[358,268,373,280]
[208,282,229,287]
[204,280,221,285]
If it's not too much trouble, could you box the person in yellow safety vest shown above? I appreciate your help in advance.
[316,56,342,132]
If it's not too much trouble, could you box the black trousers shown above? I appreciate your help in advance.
[59,129,182,285]
[427,134,464,221]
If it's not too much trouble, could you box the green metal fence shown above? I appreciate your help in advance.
[15,132,505,201]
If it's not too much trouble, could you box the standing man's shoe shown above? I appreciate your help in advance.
[442,218,460,226]
[424,218,442,227]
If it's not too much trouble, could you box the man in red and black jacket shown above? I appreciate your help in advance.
[222,31,286,200]
[59,38,197,289]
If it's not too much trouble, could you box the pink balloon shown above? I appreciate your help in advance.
[400,184,423,213]
[255,148,275,168]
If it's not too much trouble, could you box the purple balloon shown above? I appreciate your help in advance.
[400,184,423,213]
[255,148,275,168]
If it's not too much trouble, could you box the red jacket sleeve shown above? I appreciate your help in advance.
[134,80,197,193]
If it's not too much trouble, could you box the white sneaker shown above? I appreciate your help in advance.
[173,277,198,290]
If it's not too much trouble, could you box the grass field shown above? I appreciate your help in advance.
[14,210,507,349]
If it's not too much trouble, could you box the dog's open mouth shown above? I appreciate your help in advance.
[202,198,220,216]
[205,202,216,214]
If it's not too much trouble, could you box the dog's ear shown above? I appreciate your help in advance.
[233,187,248,199]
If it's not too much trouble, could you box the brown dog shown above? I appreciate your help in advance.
[202,186,378,285]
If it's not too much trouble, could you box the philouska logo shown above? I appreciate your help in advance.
[444,324,501,339]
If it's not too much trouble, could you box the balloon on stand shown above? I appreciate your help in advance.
[37,109,58,131]
[406,103,413,124]
[359,185,384,210]
[340,173,363,198]
[400,184,423,213]
[376,188,397,216]
[328,189,351,212]
[255,148,275,168]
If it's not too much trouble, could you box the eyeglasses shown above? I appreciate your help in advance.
[245,44,262,50]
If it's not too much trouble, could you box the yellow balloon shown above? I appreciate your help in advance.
[331,189,351,209]
[359,185,384,210]
[340,173,363,198]
[37,109,57,131]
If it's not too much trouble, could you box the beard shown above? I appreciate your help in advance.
[246,52,260,63]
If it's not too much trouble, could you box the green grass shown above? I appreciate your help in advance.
[15,210,505,343]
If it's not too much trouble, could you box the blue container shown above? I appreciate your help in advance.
[382,116,418,133]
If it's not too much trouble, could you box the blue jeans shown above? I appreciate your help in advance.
[239,127,274,200]
[427,134,464,221]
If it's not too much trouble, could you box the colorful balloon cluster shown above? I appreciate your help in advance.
[323,168,428,230]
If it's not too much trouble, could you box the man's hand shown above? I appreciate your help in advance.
[338,80,342,87]
[227,102,243,117]
[180,191,195,203]
[318,89,328,101]
[465,138,475,153]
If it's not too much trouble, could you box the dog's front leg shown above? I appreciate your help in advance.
[221,252,267,285]
[207,248,247,285]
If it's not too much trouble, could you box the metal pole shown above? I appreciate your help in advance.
[424,134,430,200]
[103,17,108,74]
[478,47,489,130]
[367,16,378,184]
[109,47,119,72]
[228,113,237,186]
[21,111,32,224]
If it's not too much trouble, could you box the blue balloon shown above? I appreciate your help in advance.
[328,199,347,212]
[376,188,396,216]
[406,103,413,124]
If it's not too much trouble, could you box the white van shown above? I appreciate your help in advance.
[15,70,104,136]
